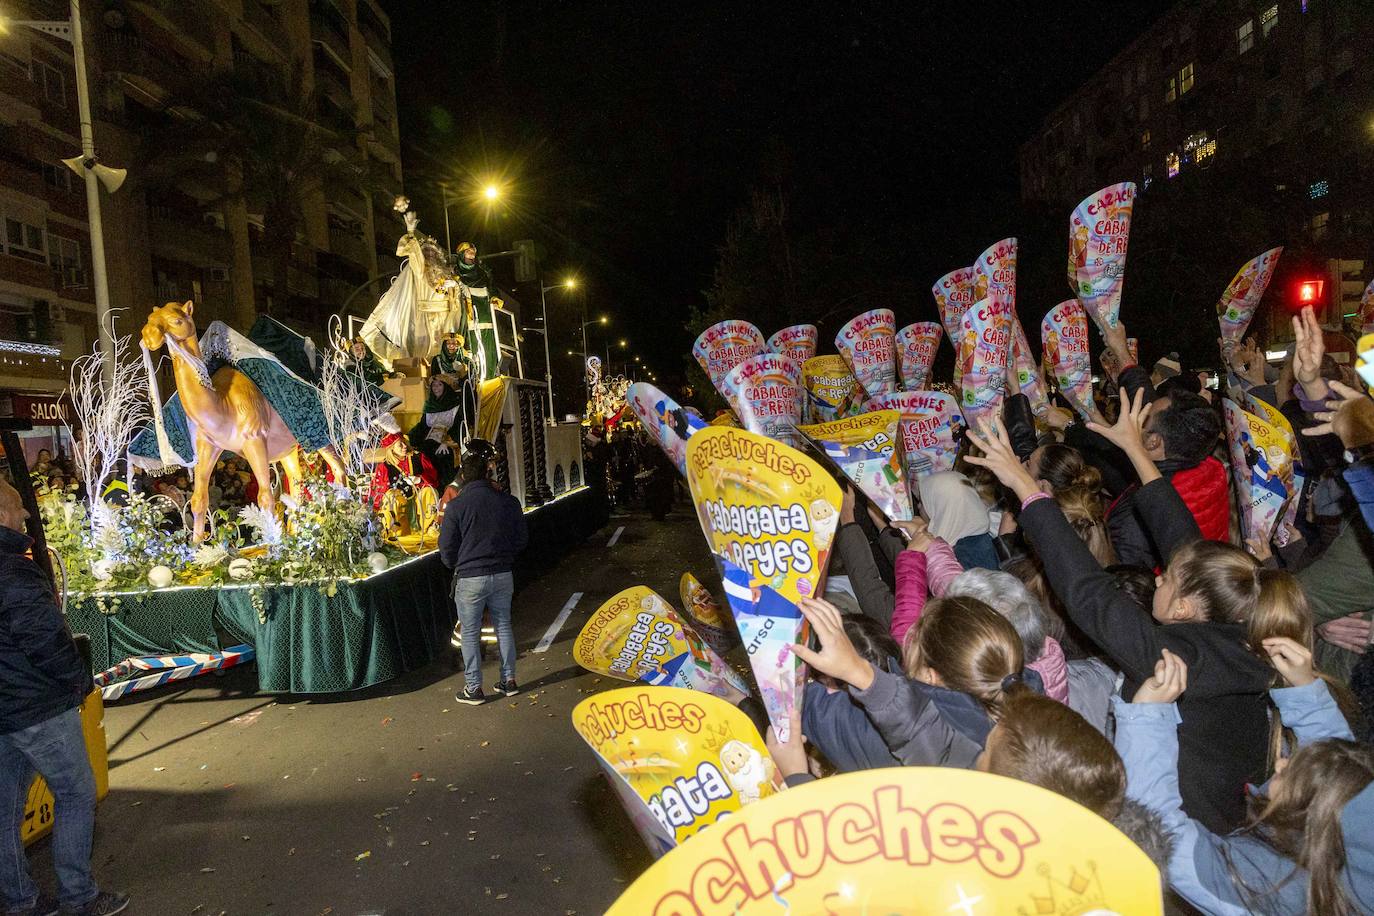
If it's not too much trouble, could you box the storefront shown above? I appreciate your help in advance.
[0,391,78,472]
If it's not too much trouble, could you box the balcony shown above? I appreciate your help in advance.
[309,0,352,68]
[100,32,200,104]
[326,224,371,274]
[313,58,353,109]
[241,0,291,59]
[232,47,286,98]
[148,205,232,266]
[357,0,391,48]
[129,0,217,61]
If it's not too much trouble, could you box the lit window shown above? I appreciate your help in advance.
[1166,152,1181,178]
[1238,19,1254,54]
[1309,180,1330,199]
[3,216,47,263]
[1179,62,1194,94]
[1142,130,1151,150]
[1196,139,1217,162]
[1262,4,1279,38]
[1165,76,1177,103]
[1310,210,1329,240]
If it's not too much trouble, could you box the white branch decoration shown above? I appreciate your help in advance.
[318,349,381,483]
[66,311,150,534]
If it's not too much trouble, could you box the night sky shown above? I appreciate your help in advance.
[390,1,1174,386]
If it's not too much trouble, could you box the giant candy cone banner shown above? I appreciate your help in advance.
[719,558,806,742]
[1010,318,1050,416]
[766,324,818,364]
[975,237,1018,314]
[1223,398,1296,547]
[834,309,898,399]
[573,587,750,699]
[801,354,861,423]
[719,353,805,444]
[680,571,739,655]
[1041,299,1095,419]
[572,686,781,856]
[628,382,707,476]
[932,265,979,341]
[796,410,912,522]
[957,299,1012,428]
[692,320,767,403]
[868,389,964,481]
[1217,247,1283,358]
[1239,390,1305,547]
[895,321,942,391]
[1068,181,1136,332]
[607,767,1164,915]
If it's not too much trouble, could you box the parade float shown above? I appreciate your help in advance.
[43,200,591,698]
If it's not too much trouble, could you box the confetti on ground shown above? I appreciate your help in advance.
[199,867,216,874]
[153,767,166,772]
[381,717,394,726]
[354,851,371,861]
[410,772,422,781]
[480,741,490,747]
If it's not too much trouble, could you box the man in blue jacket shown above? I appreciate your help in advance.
[440,453,529,705]
[0,479,127,916]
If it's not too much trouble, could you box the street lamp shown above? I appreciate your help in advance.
[531,276,577,423]
[484,184,501,201]
[7,2,124,384]
[580,315,608,406]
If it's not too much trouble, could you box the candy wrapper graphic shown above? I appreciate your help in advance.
[1041,299,1095,419]
[685,425,843,612]
[679,571,738,655]
[834,309,898,399]
[1217,247,1283,359]
[627,382,706,477]
[1009,317,1049,416]
[1239,390,1305,548]
[957,298,1012,429]
[867,390,964,499]
[796,410,912,522]
[1068,182,1136,332]
[691,319,766,406]
[932,265,979,342]
[718,353,804,445]
[766,324,818,364]
[720,558,807,742]
[895,321,942,391]
[573,586,750,699]
[607,768,1165,915]
[801,354,862,423]
[974,238,1018,315]
[572,686,781,855]
[1223,398,1295,548]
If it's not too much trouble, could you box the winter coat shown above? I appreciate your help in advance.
[1107,457,1230,569]
[0,526,91,735]
[1300,520,1374,684]
[1022,478,1273,834]
[1028,636,1068,703]
[1348,459,1374,534]
[1116,681,1373,915]
[438,479,528,577]
[833,523,896,628]
[801,667,901,773]
[890,539,963,644]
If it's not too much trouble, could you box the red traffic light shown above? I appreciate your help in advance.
[1295,279,1325,304]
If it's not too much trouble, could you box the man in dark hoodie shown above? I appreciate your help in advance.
[0,479,127,916]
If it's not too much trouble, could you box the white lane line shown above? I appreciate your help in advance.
[533,592,583,654]
[606,525,626,547]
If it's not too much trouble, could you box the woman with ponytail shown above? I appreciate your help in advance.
[967,389,1279,834]
[1029,443,1117,566]
[792,594,1030,769]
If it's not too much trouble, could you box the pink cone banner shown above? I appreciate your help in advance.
[719,353,804,443]
[766,324,818,364]
[868,389,965,482]
[1217,247,1283,357]
[974,238,1017,315]
[1041,299,1095,419]
[834,309,898,398]
[932,266,979,341]
[957,299,1012,428]
[691,320,766,394]
[895,322,942,391]
[1010,318,1049,416]
[1068,182,1136,332]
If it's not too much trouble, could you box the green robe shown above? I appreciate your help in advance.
[455,257,498,380]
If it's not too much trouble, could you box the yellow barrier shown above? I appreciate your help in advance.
[22,690,109,846]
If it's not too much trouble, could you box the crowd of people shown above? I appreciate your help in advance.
[752,306,1373,914]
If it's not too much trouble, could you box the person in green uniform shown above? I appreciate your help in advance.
[454,242,498,381]
[343,337,390,388]
[409,334,472,485]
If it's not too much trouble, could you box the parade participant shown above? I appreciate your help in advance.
[342,337,391,388]
[369,432,439,511]
[454,242,497,378]
[0,480,128,916]
[409,333,472,485]
[441,453,528,705]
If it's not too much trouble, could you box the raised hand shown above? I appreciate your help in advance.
[791,597,873,690]
[1291,306,1328,402]
[1303,379,1374,448]
[765,707,809,779]
[963,420,1040,502]
[892,517,934,551]
[1262,636,1316,687]
[1132,648,1188,703]
[1086,388,1152,454]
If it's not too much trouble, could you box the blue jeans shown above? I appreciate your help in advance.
[0,708,98,911]
[455,572,516,691]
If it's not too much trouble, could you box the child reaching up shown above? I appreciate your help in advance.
[1116,642,1374,915]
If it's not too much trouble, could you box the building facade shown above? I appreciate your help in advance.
[1019,0,1373,331]
[0,0,404,439]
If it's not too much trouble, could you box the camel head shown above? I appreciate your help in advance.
[142,300,197,351]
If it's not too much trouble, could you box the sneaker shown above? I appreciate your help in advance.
[10,894,59,916]
[61,892,129,916]
[455,686,486,705]
[498,679,520,696]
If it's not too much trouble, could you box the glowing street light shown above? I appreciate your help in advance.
[484,183,501,201]
[565,277,577,289]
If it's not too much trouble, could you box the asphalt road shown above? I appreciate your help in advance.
[30,502,716,915]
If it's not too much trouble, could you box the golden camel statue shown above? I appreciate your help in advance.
[141,301,344,542]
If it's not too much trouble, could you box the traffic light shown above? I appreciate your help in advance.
[1294,278,1325,306]
[513,239,539,283]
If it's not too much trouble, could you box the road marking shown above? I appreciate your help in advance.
[534,592,582,654]
[606,525,625,547]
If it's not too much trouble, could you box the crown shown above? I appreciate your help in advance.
[1017,861,1111,916]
